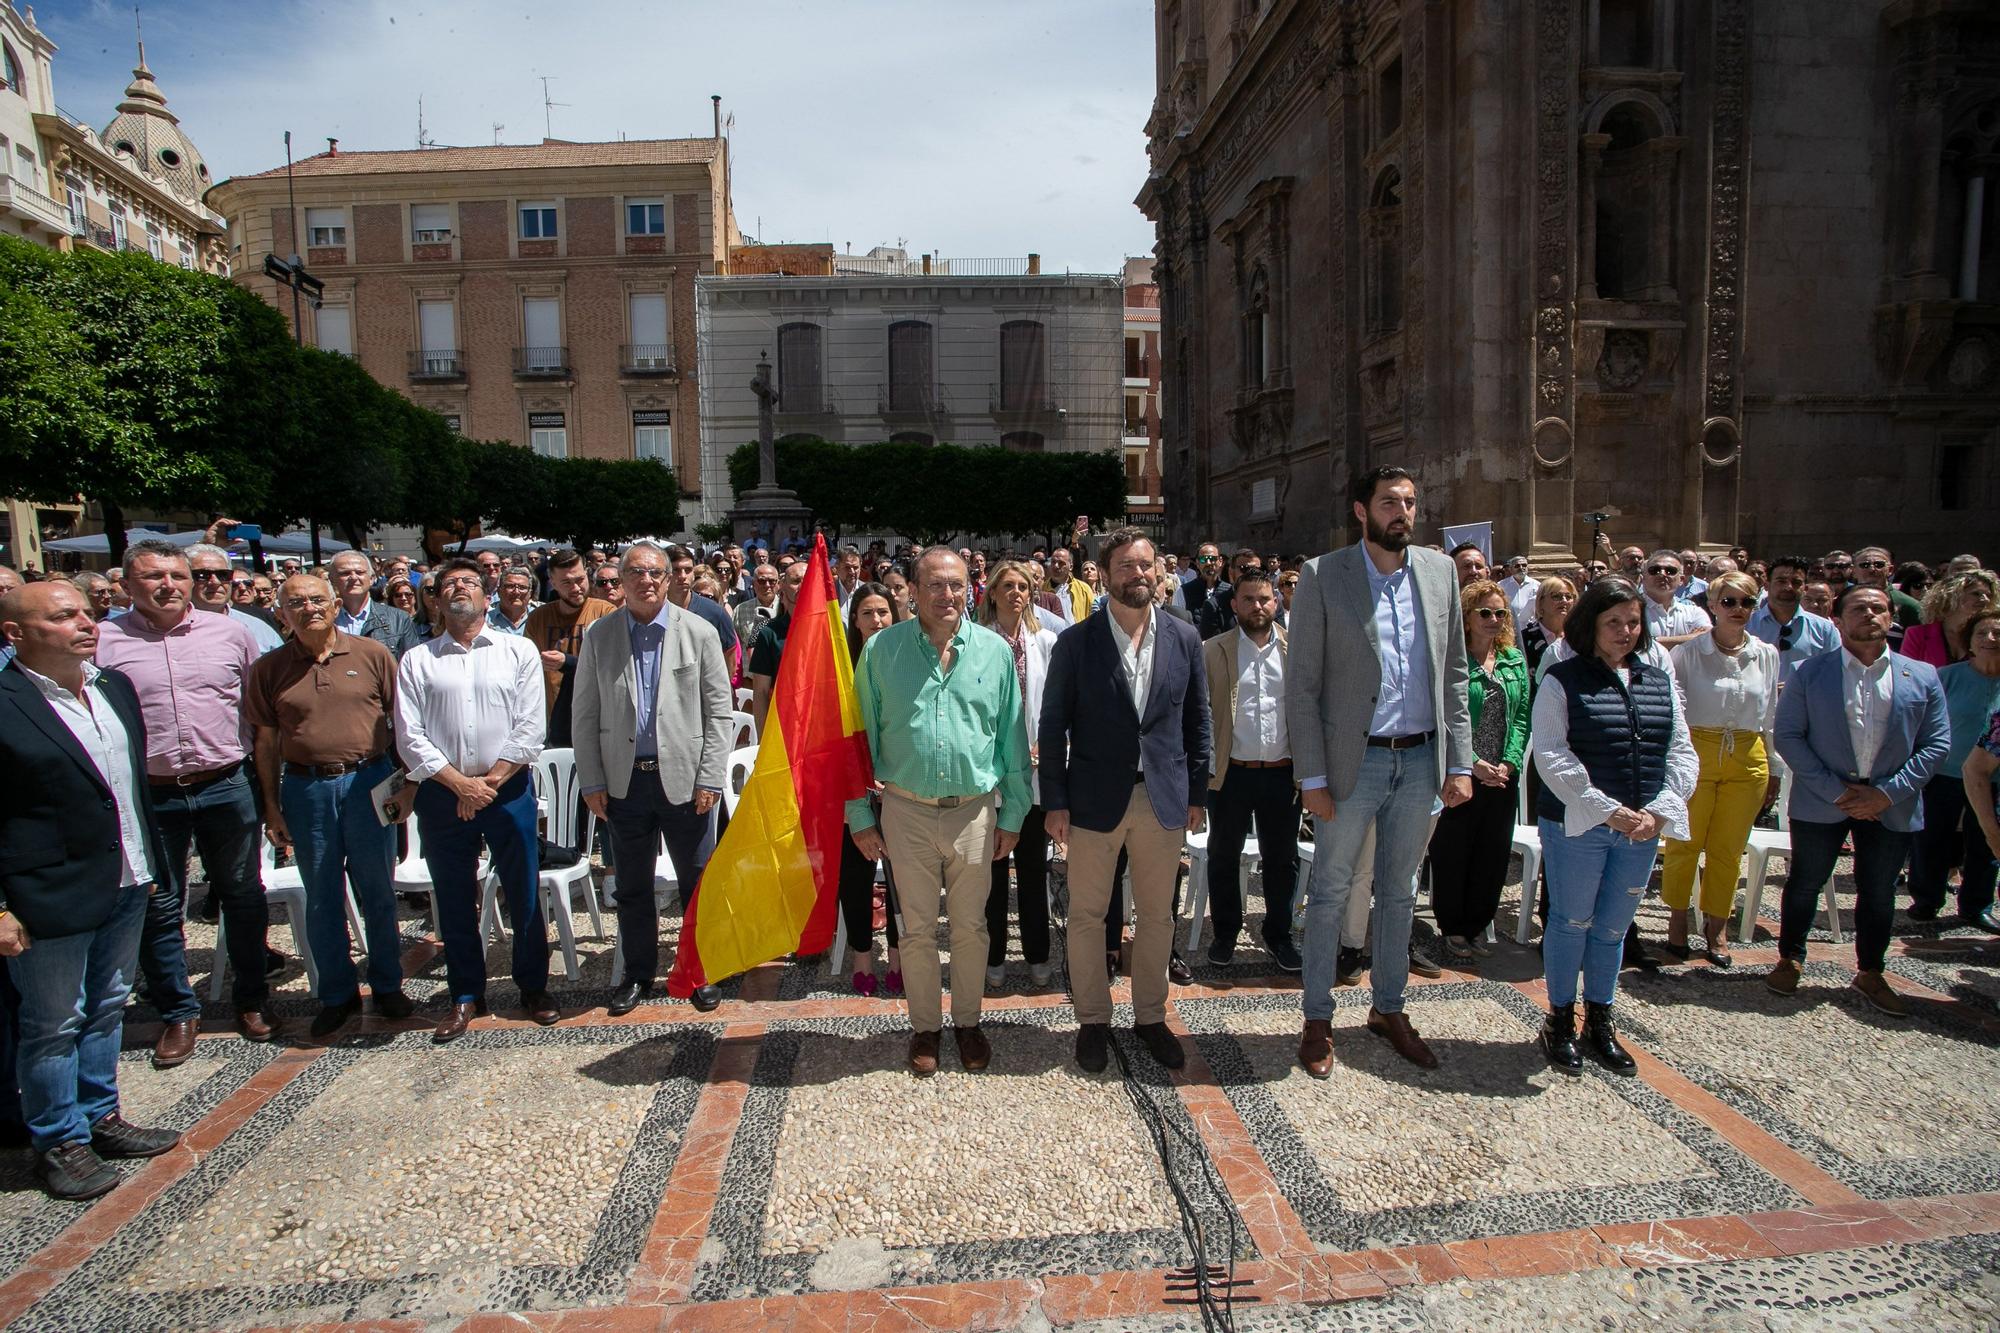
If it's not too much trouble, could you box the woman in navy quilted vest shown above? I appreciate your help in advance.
[1530,578,1698,1075]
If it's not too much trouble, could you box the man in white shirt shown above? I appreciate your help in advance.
[397,558,555,1043]
[1499,556,1540,627]
[1640,551,1711,648]
[1199,572,1301,973]
[1768,585,1948,1016]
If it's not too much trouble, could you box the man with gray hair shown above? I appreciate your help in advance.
[185,543,282,655]
[330,550,421,658]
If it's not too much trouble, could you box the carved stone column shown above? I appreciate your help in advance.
[1577,133,1610,301]
[1529,0,1578,558]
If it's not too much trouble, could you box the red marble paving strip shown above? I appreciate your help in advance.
[1037,1269,1174,1325]
[625,1022,767,1305]
[1167,1005,1317,1258]
[1889,1191,2000,1237]
[1444,1226,1623,1281]
[0,1046,326,1331]
[241,1322,429,1333]
[1359,1242,1463,1287]
[1742,1202,1933,1257]
[1592,1214,1782,1267]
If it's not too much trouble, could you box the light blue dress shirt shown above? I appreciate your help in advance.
[1365,559,1435,738]
[226,606,284,656]
[485,607,528,636]
[335,602,371,635]
[629,614,666,761]
[1747,603,1840,676]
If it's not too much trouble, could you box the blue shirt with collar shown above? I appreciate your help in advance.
[336,601,371,635]
[1747,602,1840,676]
[1365,557,1435,738]
[629,609,667,760]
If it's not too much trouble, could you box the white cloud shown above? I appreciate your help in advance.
[45,0,1160,272]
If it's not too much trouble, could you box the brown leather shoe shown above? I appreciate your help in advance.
[152,1019,198,1069]
[520,988,561,1026]
[908,1030,941,1077]
[1367,1008,1439,1069]
[1765,957,1803,997]
[432,1000,484,1046]
[1298,1018,1334,1079]
[234,1010,279,1043]
[1851,970,1908,1017]
[954,1025,991,1072]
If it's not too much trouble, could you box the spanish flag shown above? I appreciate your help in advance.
[666,535,872,995]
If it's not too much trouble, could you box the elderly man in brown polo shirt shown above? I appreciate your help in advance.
[247,573,414,1041]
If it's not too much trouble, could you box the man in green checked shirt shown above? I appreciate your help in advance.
[849,547,1032,1078]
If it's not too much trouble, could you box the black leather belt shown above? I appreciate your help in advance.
[285,752,386,779]
[1230,758,1292,769]
[633,758,660,772]
[1366,731,1433,750]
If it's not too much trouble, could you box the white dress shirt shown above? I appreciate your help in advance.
[1645,595,1711,641]
[1670,632,1780,755]
[1531,662,1699,839]
[23,661,152,886]
[1231,630,1288,762]
[395,627,546,782]
[1841,648,1895,778]
[1502,575,1540,627]
[1117,610,1156,717]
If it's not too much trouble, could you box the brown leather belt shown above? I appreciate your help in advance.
[883,783,986,809]
[284,752,387,779]
[150,761,242,789]
[1366,732,1434,751]
[1230,758,1293,769]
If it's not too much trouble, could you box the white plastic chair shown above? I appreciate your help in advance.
[1512,778,1544,944]
[392,816,444,939]
[478,748,603,980]
[723,746,757,818]
[728,709,758,750]
[1733,767,1835,943]
[735,686,755,711]
[213,839,322,999]
[1183,827,1259,959]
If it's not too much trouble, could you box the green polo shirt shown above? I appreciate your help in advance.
[847,615,1031,833]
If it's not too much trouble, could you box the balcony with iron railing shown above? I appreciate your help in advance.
[409,349,466,382]
[989,382,1063,427]
[512,346,572,378]
[619,343,676,375]
[774,385,840,419]
[877,381,948,421]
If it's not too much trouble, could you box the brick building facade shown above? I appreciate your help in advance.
[206,137,739,501]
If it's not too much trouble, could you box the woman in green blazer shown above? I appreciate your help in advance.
[1428,579,1532,962]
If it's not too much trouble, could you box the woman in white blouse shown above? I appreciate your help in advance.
[1531,578,1698,1075]
[1662,570,1781,966]
[979,561,1061,988]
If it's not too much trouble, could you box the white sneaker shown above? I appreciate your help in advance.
[1028,962,1052,987]
[985,965,1006,988]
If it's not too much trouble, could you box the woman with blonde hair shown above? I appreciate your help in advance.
[1521,576,1577,677]
[1427,579,1531,962]
[978,560,1061,986]
[1904,569,2000,667]
[1662,569,1779,964]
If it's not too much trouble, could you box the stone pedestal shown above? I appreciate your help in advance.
[730,486,814,549]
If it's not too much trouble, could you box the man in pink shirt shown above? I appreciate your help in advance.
[94,539,280,1066]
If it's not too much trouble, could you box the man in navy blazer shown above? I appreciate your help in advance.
[1041,528,1212,1074]
[1769,585,1948,1016]
[0,582,180,1201]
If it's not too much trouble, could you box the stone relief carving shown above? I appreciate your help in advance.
[1701,0,1748,424]
[1596,329,1648,390]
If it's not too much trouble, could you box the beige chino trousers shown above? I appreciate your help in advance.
[878,789,997,1032]
[1065,778,1184,1026]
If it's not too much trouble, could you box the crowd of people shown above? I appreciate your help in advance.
[0,486,1993,1201]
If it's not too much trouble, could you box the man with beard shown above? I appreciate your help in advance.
[1041,530,1211,1072]
[1288,467,1474,1077]
[396,558,556,1043]
[523,549,616,747]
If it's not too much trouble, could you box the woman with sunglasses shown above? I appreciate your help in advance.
[1427,580,1530,963]
[1661,570,1779,964]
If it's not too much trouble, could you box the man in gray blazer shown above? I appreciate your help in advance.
[574,541,734,1016]
[1286,466,1474,1077]
[331,551,423,659]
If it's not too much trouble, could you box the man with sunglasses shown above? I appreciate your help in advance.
[590,565,626,609]
[1748,555,1839,675]
[1183,543,1230,621]
[733,562,783,648]
[1640,551,1711,649]
[1819,550,1855,590]
[1852,546,1922,633]
[186,544,282,654]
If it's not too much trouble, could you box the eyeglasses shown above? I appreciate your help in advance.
[1279,578,1299,588]
[1857,559,1889,570]
[1472,607,1508,620]
[1196,555,1219,564]
[190,568,231,582]
[1644,564,1680,577]
[230,578,254,589]
[438,576,483,592]
[1714,595,1753,610]
[624,568,668,583]
[282,595,331,611]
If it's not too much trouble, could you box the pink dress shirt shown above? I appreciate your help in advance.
[95,607,259,777]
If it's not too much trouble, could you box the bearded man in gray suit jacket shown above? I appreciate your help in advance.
[1286,467,1475,1078]
[574,541,734,1016]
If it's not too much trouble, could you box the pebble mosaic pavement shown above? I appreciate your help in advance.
[0,853,1994,1331]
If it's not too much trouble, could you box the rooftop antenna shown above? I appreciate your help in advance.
[416,95,438,150]
[491,121,505,145]
[540,76,569,140]
[133,4,145,65]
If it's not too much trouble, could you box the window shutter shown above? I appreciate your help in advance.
[628,293,668,347]
[316,306,352,355]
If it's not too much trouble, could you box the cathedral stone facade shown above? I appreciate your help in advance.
[1138,0,1998,563]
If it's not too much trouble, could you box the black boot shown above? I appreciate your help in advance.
[1540,1003,1582,1075]
[1584,1001,1636,1075]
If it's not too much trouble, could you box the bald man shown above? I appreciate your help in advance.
[1,582,179,1199]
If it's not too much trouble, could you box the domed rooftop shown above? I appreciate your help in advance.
[99,44,211,204]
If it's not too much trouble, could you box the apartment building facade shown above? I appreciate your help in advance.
[1122,256,1165,530]
[693,259,1124,530]
[206,135,738,498]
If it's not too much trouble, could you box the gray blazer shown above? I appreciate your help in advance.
[572,604,733,802]
[1284,542,1473,800]
[349,601,423,659]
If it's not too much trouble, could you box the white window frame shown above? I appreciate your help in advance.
[529,421,568,458]
[625,198,665,236]
[518,202,558,240]
[410,203,452,243]
[64,176,85,232]
[108,202,127,249]
[145,221,163,261]
[521,297,563,368]
[627,292,670,366]
[316,304,353,356]
[304,207,347,248]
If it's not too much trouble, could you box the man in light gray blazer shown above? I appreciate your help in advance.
[1286,466,1474,1078]
[574,541,734,1015]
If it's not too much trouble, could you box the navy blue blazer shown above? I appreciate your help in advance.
[1039,607,1212,833]
[0,661,169,939]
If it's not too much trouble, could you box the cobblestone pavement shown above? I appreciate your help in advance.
[0,855,1993,1331]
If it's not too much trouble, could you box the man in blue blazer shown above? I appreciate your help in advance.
[1769,585,1948,1016]
[1042,528,1212,1074]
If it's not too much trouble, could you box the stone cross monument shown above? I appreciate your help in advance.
[730,351,813,546]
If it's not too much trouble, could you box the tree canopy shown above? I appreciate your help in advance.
[0,234,680,564]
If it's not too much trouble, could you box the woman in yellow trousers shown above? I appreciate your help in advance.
[1664,571,1782,964]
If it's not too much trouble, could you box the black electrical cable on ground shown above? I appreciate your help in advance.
[1048,858,1239,1333]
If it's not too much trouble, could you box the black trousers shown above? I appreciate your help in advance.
[606,765,710,986]
[1781,817,1910,973]
[1205,762,1300,949]
[987,805,1050,965]
[838,831,899,955]
[1910,777,1998,918]
[1429,778,1517,939]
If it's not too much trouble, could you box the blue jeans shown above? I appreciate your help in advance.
[414,772,544,1003]
[1540,820,1657,1007]
[8,884,148,1151]
[280,756,404,1007]
[147,765,270,1017]
[1300,740,1439,1019]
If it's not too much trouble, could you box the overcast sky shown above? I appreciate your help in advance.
[44,0,1161,273]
